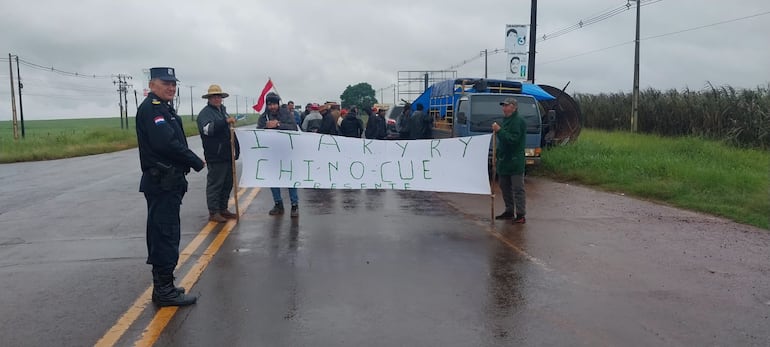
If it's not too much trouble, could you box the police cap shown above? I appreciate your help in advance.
[149,67,179,82]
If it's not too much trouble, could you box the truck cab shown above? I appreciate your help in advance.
[417,79,553,167]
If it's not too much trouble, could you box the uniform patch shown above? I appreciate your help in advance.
[152,99,161,105]
[153,116,166,125]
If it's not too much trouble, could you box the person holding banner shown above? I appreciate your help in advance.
[257,92,300,217]
[492,97,527,224]
[197,84,240,223]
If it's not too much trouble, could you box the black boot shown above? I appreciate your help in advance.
[152,270,197,307]
[151,270,185,302]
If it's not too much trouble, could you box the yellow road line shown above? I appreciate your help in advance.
[134,187,260,347]
[94,187,257,347]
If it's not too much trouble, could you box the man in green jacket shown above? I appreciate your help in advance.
[492,97,527,224]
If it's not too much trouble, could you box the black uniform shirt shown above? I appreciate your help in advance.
[135,92,204,174]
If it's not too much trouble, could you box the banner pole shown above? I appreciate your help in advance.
[230,124,240,220]
[491,134,497,223]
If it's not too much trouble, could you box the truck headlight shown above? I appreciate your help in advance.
[525,148,541,157]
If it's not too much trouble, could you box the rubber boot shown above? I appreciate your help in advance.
[152,271,197,307]
[151,270,185,302]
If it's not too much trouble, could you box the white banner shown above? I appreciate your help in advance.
[236,129,492,195]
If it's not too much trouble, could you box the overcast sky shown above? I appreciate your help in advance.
[1,0,768,120]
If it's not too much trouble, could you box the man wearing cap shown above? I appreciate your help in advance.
[197,84,240,223]
[301,103,323,132]
[135,67,205,306]
[492,97,527,224]
[365,106,387,140]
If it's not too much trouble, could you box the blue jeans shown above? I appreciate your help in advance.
[270,187,298,206]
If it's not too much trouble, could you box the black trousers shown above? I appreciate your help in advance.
[498,173,526,217]
[206,161,233,213]
[144,189,185,272]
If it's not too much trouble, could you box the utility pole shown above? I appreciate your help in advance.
[235,95,240,115]
[15,56,25,138]
[118,79,124,129]
[124,77,131,129]
[483,49,488,78]
[631,0,641,132]
[9,53,19,140]
[114,74,130,129]
[189,85,194,121]
[528,0,538,83]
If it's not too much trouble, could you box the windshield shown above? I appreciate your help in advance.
[468,95,541,133]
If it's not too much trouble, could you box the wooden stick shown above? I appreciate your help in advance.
[229,124,240,220]
[491,133,497,223]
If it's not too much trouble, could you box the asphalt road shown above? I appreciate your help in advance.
[0,135,768,347]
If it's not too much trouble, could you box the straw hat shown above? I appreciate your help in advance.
[201,84,229,99]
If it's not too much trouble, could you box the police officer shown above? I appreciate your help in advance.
[136,67,205,306]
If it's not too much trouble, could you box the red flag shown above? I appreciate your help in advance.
[252,79,274,112]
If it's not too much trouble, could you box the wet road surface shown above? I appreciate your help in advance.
[0,135,768,346]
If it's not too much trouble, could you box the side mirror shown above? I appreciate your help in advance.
[457,112,467,124]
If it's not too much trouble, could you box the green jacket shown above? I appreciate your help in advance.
[495,111,526,175]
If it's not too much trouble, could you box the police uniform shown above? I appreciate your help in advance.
[135,67,204,306]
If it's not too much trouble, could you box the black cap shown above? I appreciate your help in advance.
[149,67,179,82]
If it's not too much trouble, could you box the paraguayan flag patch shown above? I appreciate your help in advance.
[153,116,166,125]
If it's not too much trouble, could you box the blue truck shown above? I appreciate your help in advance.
[411,78,556,167]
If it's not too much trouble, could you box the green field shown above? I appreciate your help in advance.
[0,115,258,162]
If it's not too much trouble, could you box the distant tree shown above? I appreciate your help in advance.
[340,82,377,111]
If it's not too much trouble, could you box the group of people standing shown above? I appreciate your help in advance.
[397,103,433,140]
[134,66,527,308]
[296,101,386,140]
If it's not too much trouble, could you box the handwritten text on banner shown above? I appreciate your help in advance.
[236,129,492,195]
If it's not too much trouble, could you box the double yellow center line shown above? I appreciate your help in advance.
[95,187,260,347]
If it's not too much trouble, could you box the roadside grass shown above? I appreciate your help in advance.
[0,115,258,163]
[535,129,769,229]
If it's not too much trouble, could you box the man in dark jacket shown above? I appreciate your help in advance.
[339,107,364,138]
[257,92,301,217]
[408,103,433,139]
[492,97,527,224]
[197,84,240,223]
[319,102,338,135]
[136,67,205,307]
[397,106,411,140]
[365,106,387,140]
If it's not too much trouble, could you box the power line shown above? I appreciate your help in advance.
[439,1,662,72]
[17,58,113,79]
[443,48,505,72]
[643,10,770,40]
[541,41,634,65]
[540,9,770,65]
[22,92,113,99]
[538,0,663,43]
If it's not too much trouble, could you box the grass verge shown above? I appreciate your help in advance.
[534,129,769,229]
